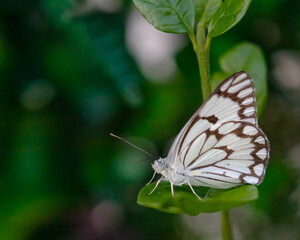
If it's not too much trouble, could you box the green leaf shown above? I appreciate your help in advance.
[137,182,258,215]
[218,42,267,117]
[132,0,195,34]
[195,0,221,25]
[208,0,252,37]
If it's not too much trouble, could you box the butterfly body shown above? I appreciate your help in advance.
[149,72,270,199]
[152,157,186,185]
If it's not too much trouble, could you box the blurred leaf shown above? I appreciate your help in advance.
[76,13,144,107]
[128,81,186,141]
[208,0,252,37]
[210,71,228,91]
[0,196,67,240]
[255,161,297,218]
[0,111,73,239]
[217,42,267,117]
[137,182,258,215]
[133,0,195,33]
[42,0,72,27]
[195,0,221,25]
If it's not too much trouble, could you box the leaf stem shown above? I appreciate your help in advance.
[221,210,233,240]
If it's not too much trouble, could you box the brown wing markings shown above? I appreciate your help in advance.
[201,115,219,124]
[176,71,255,157]
[215,73,257,123]
[181,130,207,166]
[184,128,222,168]
[183,121,269,185]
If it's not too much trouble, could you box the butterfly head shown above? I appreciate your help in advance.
[152,157,168,174]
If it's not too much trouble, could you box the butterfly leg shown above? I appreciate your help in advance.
[170,182,174,197]
[147,177,163,196]
[146,171,157,185]
[187,181,203,200]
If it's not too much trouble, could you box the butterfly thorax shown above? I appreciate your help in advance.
[152,157,186,185]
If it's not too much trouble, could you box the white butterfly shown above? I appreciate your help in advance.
[148,71,270,200]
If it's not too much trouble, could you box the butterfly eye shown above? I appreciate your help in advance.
[158,161,165,168]
[152,159,166,173]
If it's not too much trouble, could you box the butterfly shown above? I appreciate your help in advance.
[148,71,270,200]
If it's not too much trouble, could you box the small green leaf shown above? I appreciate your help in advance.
[208,0,252,37]
[195,0,221,25]
[132,0,195,34]
[137,182,258,215]
[218,42,267,117]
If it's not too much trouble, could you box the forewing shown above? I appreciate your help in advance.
[168,71,258,166]
[182,121,270,188]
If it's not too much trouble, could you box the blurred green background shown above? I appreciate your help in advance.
[1,0,300,239]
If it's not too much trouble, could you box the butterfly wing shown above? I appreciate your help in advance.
[181,121,269,188]
[168,71,269,188]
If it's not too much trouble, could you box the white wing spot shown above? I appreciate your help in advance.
[216,161,251,174]
[243,176,259,184]
[238,87,253,98]
[215,134,240,148]
[201,135,217,154]
[229,149,254,160]
[224,170,242,179]
[256,148,267,160]
[228,80,251,93]
[243,107,254,116]
[200,96,240,124]
[219,122,241,135]
[253,163,264,176]
[255,136,265,144]
[180,120,211,151]
[232,73,248,84]
[191,149,227,168]
[227,137,252,150]
[219,160,254,167]
[242,97,254,105]
[243,126,258,135]
[195,166,224,175]
[220,78,233,92]
[183,133,206,166]
[243,118,256,124]
[200,166,241,179]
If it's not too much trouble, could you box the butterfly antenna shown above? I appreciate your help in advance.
[110,133,155,159]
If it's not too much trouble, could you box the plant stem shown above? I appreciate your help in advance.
[189,25,211,100]
[221,210,233,240]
